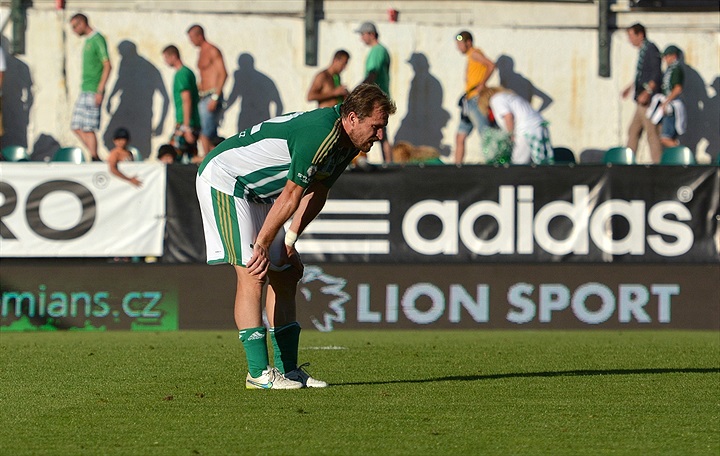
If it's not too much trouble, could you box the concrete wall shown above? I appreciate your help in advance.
[1,2,718,163]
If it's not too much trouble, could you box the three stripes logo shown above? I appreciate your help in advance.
[292,199,390,255]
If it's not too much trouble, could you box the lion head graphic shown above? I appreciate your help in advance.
[299,265,350,332]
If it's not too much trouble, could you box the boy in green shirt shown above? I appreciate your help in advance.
[658,45,686,148]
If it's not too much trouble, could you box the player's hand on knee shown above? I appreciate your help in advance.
[247,244,270,278]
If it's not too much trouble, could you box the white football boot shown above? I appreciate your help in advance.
[284,363,328,388]
[245,366,303,390]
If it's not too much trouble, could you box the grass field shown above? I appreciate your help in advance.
[1,330,718,455]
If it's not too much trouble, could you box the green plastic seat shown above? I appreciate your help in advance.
[603,146,635,165]
[660,146,696,165]
[552,147,576,164]
[128,146,143,161]
[2,145,30,162]
[52,147,86,164]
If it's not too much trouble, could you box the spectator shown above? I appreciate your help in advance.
[195,84,396,389]
[647,45,686,149]
[157,143,178,164]
[307,50,350,108]
[107,127,141,187]
[357,21,392,162]
[454,30,496,165]
[162,45,201,163]
[187,25,228,157]
[622,23,662,163]
[477,87,553,165]
[69,13,112,161]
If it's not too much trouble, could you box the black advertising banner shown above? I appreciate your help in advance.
[164,165,206,263]
[298,165,720,263]
[164,165,718,264]
[2,263,717,331]
[294,263,720,330]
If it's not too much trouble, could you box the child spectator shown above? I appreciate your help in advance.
[157,143,178,164]
[107,127,142,187]
[647,45,686,148]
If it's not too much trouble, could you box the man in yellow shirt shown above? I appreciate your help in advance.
[454,31,496,164]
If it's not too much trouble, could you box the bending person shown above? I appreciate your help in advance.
[196,84,396,390]
[478,86,553,164]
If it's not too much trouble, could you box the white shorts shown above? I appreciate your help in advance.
[196,177,287,268]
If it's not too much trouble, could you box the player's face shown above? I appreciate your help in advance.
[347,105,388,152]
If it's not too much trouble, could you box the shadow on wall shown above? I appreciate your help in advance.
[681,64,720,161]
[496,55,553,113]
[103,40,169,158]
[1,36,34,149]
[226,53,283,132]
[394,52,451,156]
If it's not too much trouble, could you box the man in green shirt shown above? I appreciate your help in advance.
[357,21,392,162]
[162,45,201,162]
[70,13,111,161]
[196,84,396,389]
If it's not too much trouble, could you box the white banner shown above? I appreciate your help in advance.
[0,163,166,257]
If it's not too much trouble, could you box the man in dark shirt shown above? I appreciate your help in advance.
[622,23,662,163]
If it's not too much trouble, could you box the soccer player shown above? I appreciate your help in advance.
[196,84,396,389]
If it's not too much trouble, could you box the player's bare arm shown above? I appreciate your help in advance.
[289,181,330,236]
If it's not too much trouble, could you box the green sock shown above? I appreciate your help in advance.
[238,327,268,378]
[270,322,301,374]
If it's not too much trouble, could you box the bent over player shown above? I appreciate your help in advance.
[196,84,396,389]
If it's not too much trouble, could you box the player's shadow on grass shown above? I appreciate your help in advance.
[337,367,720,386]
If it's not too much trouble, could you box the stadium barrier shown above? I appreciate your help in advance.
[1,163,718,331]
[1,262,717,331]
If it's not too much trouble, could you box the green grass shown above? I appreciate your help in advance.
[1,330,718,455]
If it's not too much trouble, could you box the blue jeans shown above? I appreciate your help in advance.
[457,95,490,136]
[199,94,224,139]
[661,113,678,140]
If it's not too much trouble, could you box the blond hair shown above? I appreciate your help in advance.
[477,86,511,117]
[391,141,440,164]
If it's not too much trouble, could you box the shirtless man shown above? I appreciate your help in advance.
[187,24,228,157]
[307,50,350,108]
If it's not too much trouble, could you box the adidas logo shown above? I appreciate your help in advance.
[247,331,265,341]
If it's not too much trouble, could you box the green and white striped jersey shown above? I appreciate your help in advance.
[198,105,358,203]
